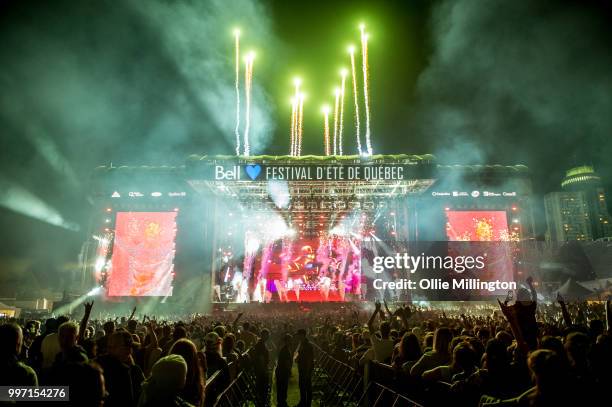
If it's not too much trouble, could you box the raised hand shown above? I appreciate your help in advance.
[128,306,137,321]
[84,301,94,314]
[79,301,94,344]
[497,299,509,316]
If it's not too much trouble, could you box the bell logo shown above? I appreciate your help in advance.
[111,191,121,198]
[215,165,240,180]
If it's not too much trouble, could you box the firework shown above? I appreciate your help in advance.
[322,105,330,155]
[339,69,347,156]
[348,45,362,154]
[234,29,241,156]
[291,78,301,156]
[290,97,297,156]
[333,87,340,155]
[360,24,373,155]
[243,51,255,156]
[297,93,304,156]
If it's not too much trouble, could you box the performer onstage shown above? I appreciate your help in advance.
[213,268,223,302]
[250,251,267,303]
[232,265,247,303]
[214,251,236,302]
[318,266,333,301]
[263,241,288,302]
[332,238,352,301]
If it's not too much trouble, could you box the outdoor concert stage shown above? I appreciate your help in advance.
[85,155,533,307]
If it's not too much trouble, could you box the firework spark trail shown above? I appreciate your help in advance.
[339,69,347,156]
[243,52,254,156]
[234,29,241,156]
[291,79,301,156]
[323,106,330,155]
[360,25,373,155]
[290,98,297,156]
[349,46,362,155]
[297,93,304,156]
[333,87,340,155]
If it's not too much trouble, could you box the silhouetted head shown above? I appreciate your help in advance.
[0,323,22,357]
[433,327,453,354]
[484,338,510,371]
[528,349,563,394]
[58,321,79,351]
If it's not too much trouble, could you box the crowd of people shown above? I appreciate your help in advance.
[315,280,611,406]
[0,301,319,407]
[1,280,611,406]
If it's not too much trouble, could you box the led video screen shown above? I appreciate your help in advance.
[445,210,514,296]
[445,210,510,241]
[214,235,361,302]
[108,212,177,296]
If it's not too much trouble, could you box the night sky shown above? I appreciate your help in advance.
[1,0,612,269]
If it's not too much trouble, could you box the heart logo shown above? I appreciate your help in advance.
[245,164,262,180]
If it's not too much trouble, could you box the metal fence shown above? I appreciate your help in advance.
[312,344,423,407]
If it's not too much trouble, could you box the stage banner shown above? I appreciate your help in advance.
[192,162,435,182]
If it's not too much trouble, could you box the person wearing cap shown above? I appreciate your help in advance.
[203,331,230,389]
[138,354,194,407]
[96,330,145,407]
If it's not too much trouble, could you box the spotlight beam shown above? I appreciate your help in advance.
[0,177,79,231]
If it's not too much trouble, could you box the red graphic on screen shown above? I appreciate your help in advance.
[108,212,177,296]
[445,211,510,241]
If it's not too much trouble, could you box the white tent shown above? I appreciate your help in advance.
[555,278,594,300]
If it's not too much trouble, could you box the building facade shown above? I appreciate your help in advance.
[544,191,592,241]
[561,166,612,240]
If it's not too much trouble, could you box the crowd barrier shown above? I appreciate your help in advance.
[204,342,431,406]
[312,344,424,407]
[205,347,267,407]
